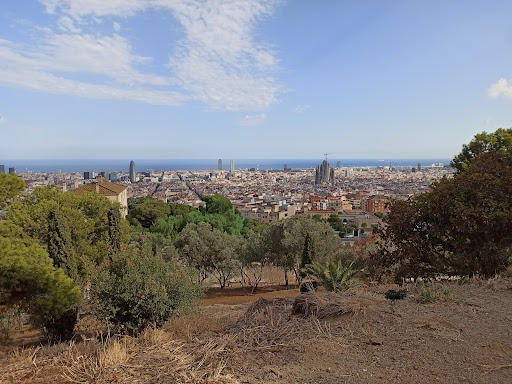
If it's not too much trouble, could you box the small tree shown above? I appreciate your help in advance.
[175,222,241,288]
[299,233,315,280]
[92,246,204,335]
[47,207,81,281]
[0,235,81,341]
[239,230,266,294]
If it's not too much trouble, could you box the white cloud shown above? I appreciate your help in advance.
[294,104,311,114]
[236,113,267,126]
[488,78,512,99]
[3,0,284,110]
[57,16,81,32]
[0,38,186,105]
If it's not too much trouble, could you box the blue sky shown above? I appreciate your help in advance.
[1,0,512,160]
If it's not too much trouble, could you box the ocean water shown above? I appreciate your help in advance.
[0,159,451,173]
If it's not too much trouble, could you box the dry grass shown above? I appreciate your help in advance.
[292,291,385,318]
[1,330,239,384]
[164,312,222,340]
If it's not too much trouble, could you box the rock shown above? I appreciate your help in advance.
[370,337,384,345]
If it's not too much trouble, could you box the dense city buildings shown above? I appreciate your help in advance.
[15,163,453,239]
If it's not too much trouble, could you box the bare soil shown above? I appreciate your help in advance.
[2,278,512,383]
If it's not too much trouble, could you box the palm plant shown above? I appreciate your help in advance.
[307,259,359,293]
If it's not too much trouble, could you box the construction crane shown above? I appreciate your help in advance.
[324,152,332,160]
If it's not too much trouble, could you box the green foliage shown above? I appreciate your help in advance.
[108,206,122,257]
[416,285,455,304]
[175,222,242,288]
[300,233,315,269]
[127,195,153,212]
[385,289,408,301]
[130,232,178,262]
[168,202,196,216]
[0,235,81,339]
[47,207,81,281]
[451,128,512,172]
[92,246,204,335]
[7,187,118,269]
[238,230,267,293]
[307,259,359,293]
[377,152,512,280]
[263,216,340,281]
[202,194,233,214]
[0,172,25,203]
[128,199,170,227]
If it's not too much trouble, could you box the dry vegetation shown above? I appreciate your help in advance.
[2,278,512,384]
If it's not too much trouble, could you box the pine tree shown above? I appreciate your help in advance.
[108,206,122,258]
[47,207,79,281]
[299,233,315,279]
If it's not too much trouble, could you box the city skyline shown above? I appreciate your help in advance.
[2,1,512,159]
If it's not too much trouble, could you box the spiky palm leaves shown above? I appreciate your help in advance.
[307,259,359,293]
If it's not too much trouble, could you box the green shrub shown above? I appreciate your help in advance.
[92,247,204,335]
[307,259,359,293]
[385,289,408,301]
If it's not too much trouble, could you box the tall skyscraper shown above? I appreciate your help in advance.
[417,162,422,171]
[8,167,15,174]
[218,159,222,171]
[230,160,234,172]
[84,171,90,180]
[129,160,136,183]
[0,165,4,173]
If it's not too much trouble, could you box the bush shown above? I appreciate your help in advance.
[92,247,204,335]
[307,259,359,293]
[385,289,408,301]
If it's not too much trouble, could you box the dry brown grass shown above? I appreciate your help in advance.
[164,312,222,340]
[1,330,239,384]
[292,291,385,318]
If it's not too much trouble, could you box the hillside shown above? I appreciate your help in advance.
[2,278,512,384]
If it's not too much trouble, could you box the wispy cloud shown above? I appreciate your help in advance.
[294,104,311,114]
[236,113,267,126]
[488,78,512,100]
[0,0,282,110]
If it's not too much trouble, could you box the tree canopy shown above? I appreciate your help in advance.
[0,172,25,203]
[0,234,81,328]
[377,152,512,280]
[451,128,512,172]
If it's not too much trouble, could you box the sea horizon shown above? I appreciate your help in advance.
[0,158,451,173]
